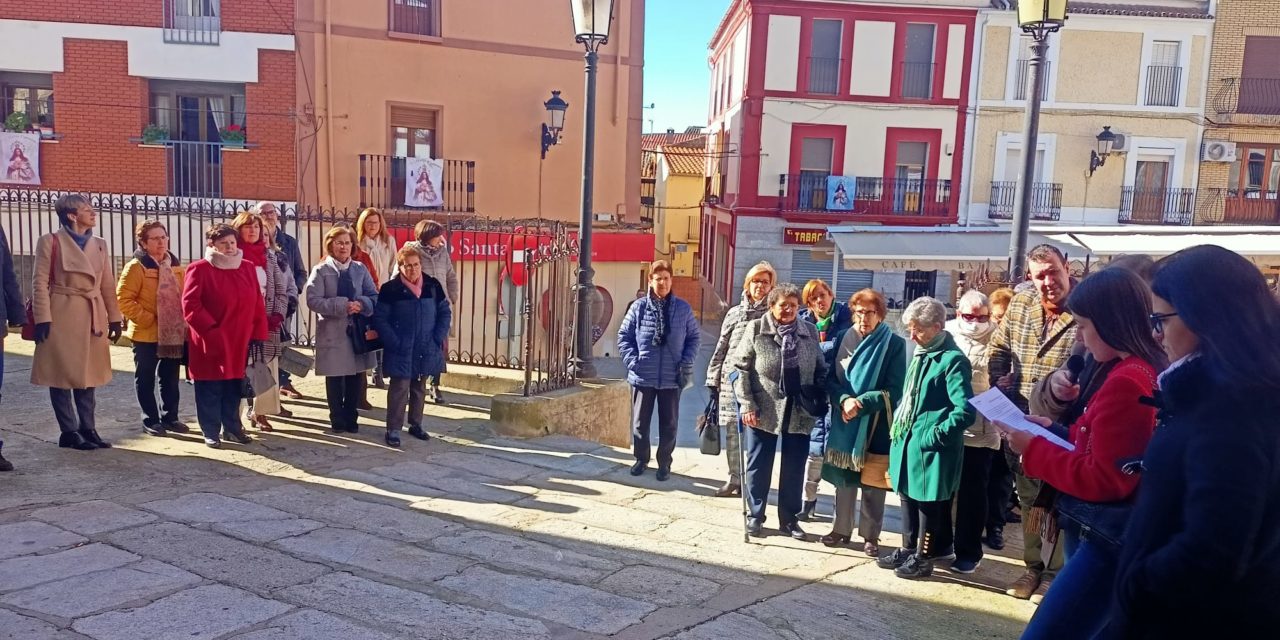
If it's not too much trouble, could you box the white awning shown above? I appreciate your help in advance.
[1039,226,1280,267]
[826,226,1077,271]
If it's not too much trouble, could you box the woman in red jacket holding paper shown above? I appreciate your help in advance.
[998,268,1166,640]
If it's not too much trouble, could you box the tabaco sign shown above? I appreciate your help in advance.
[782,227,826,246]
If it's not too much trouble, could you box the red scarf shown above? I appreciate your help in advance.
[400,274,423,298]
[241,238,268,268]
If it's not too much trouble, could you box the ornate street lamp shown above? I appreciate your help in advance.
[568,0,615,379]
[1089,125,1117,176]
[1008,0,1068,279]
[541,90,569,160]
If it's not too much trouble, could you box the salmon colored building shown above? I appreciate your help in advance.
[294,0,645,221]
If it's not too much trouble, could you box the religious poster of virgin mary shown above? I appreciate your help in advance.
[404,157,444,208]
[1,132,41,186]
[826,175,854,211]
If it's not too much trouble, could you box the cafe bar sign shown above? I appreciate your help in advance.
[783,227,826,246]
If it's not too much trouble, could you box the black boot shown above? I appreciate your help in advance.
[59,432,97,451]
[407,425,430,441]
[79,429,112,449]
[798,500,817,521]
[0,443,12,472]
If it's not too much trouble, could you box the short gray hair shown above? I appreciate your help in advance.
[902,296,946,329]
[957,289,989,313]
[251,201,278,215]
[766,283,802,308]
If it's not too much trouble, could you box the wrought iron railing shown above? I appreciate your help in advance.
[389,0,440,37]
[0,189,574,395]
[163,0,221,45]
[1013,59,1051,101]
[779,174,952,217]
[988,181,1062,221]
[358,155,476,213]
[1214,77,1280,116]
[807,57,842,95]
[900,62,935,99]
[165,140,225,199]
[1118,186,1196,225]
[1145,65,1182,107]
[1198,187,1280,225]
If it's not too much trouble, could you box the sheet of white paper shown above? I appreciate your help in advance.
[968,388,1076,451]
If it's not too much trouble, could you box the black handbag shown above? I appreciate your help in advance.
[696,394,721,455]
[348,313,384,355]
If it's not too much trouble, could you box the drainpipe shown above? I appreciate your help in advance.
[324,0,336,206]
[960,9,990,227]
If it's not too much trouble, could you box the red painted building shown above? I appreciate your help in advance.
[701,0,983,305]
[0,0,296,201]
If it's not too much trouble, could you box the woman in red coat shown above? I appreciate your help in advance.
[182,223,267,448]
[999,268,1166,640]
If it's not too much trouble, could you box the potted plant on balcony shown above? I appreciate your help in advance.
[219,124,245,148]
[141,124,169,145]
[3,111,31,134]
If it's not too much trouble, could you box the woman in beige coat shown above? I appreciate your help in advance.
[31,194,124,451]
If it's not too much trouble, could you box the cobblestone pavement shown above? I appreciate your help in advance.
[0,337,1035,639]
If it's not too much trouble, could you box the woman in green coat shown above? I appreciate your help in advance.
[877,296,975,580]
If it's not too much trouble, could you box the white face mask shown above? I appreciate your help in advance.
[958,319,994,338]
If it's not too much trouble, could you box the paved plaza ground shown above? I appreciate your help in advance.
[0,334,1035,639]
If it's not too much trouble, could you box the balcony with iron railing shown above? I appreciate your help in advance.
[163,0,221,45]
[899,62,935,100]
[779,174,952,219]
[1013,59,1051,101]
[1119,186,1196,225]
[358,155,476,212]
[1199,187,1280,225]
[1213,77,1280,120]
[1144,65,1182,107]
[807,57,842,95]
[389,0,440,38]
[988,181,1061,221]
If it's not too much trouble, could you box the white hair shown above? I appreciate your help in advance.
[957,289,989,313]
[902,296,947,329]
[251,201,277,214]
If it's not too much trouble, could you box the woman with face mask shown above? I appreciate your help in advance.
[946,290,1001,574]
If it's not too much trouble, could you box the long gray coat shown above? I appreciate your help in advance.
[730,314,829,437]
[304,259,378,376]
[706,294,768,428]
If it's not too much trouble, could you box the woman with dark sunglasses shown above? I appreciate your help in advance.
[1096,246,1280,639]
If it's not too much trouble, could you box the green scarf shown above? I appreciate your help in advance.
[891,331,948,442]
[814,307,834,335]
[821,322,893,488]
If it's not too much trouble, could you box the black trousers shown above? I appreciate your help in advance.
[955,445,998,562]
[50,387,96,434]
[193,379,243,441]
[989,443,1016,530]
[326,374,362,430]
[630,386,680,468]
[132,342,181,427]
[903,495,954,558]
[744,425,809,526]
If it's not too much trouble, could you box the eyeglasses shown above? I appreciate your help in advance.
[1149,311,1178,333]
[961,313,990,323]
[852,309,878,318]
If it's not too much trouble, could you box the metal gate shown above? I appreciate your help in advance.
[790,248,873,303]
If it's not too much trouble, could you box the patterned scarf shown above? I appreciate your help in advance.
[813,306,834,341]
[154,253,186,359]
[646,290,670,346]
[775,317,800,397]
[891,331,948,441]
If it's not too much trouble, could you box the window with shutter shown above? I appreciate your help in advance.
[389,106,440,159]
[1240,37,1280,115]
[1145,41,1181,107]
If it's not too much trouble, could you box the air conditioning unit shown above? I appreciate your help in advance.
[1110,132,1132,154]
[1202,140,1238,163]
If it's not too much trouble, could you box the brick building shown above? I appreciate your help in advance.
[1196,0,1280,225]
[0,0,297,201]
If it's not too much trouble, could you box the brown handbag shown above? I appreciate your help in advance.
[859,391,893,490]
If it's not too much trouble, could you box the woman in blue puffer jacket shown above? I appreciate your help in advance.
[617,261,701,481]
[371,246,451,448]
[797,279,853,520]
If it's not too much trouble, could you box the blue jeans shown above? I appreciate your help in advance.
[1020,522,1117,640]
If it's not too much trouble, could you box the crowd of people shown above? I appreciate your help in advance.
[621,243,1280,637]
[0,195,457,466]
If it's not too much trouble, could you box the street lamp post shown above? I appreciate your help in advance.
[1008,0,1067,280]
[568,0,615,379]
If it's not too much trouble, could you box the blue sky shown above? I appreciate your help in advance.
[643,0,733,133]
